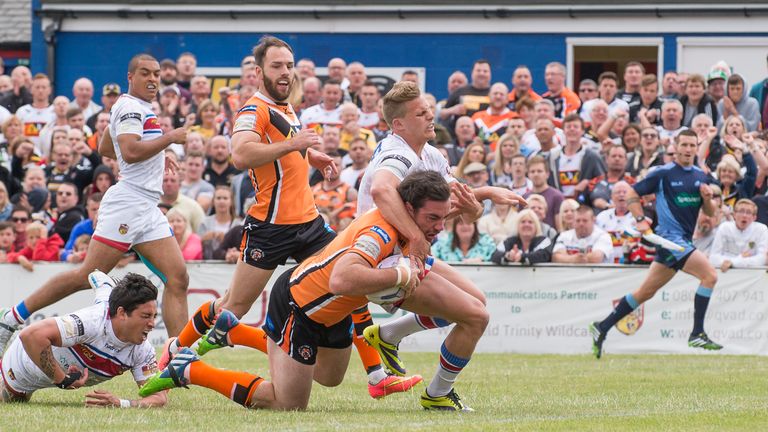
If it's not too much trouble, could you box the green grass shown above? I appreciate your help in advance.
[2,351,766,431]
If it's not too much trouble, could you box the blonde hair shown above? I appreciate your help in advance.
[166,207,192,245]
[557,198,580,232]
[719,115,746,138]
[492,133,520,178]
[26,221,47,236]
[382,81,420,128]
[716,154,742,181]
[515,208,542,237]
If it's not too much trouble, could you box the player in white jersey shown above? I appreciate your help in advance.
[0,54,190,358]
[359,82,526,410]
[1,271,167,408]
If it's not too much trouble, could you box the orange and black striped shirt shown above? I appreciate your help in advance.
[233,92,318,225]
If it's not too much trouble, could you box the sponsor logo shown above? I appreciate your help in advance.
[119,112,142,122]
[298,345,313,361]
[673,193,701,207]
[354,235,381,260]
[250,248,264,262]
[142,361,158,376]
[118,224,129,235]
[612,298,644,335]
[671,181,683,187]
[68,314,85,336]
[7,368,15,381]
[234,114,256,132]
[370,226,391,244]
[143,116,161,130]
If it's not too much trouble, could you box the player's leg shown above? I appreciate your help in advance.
[0,239,125,356]
[398,271,488,410]
[0,382,29,403]
[196,309,268,356]
[312,346,352,387]
[680,250,722,349]
[589,261,676,359]
[133,236,189,337]
[252,338,314,410]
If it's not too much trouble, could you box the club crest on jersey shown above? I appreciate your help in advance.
[298,345,313,361]
[612,298,644,335]
[7,368,15,381]
[119,224,129,235]
[370,226,391,244]
[250,248,264,262]
[143,117,160,130]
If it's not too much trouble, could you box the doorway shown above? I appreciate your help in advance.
[566,38,664,89]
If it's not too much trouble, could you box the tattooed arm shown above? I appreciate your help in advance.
[19,319,87,388]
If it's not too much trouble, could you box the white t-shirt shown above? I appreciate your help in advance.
[580,98,631,124]
[359,110,380,129]
[553,227,614,263]
[557,148,586,197]
[1,281,156,394]
[656,125,688,143]
[357,134,454,216]
[520,127,565,158]
[299,104,342,128]
[109,94,165,199]
[709,221,768,268]
[340,166,365,188]
[16,104,55,154]
[596,209,637,263]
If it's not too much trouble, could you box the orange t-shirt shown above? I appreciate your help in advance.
[289,210,403,326]
[233,92,318,225]
[471,107,518,149]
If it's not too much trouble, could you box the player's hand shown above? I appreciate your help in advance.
[307,148,337,179]
[699,183,713,201]
[487,186,527,209]
[721,260,733,273]
[396,258,420,299]
[85,389,121,408]
[407,236,430,278]
[183,113,196,129]
[635,218,651,234]
[166,127,188,144]
[60,365,88,389]
[164,155,179,175]
[291,128,322,152]
[450,182,483,219]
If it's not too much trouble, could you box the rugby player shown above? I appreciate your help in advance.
[589,130,723,358]
[141,171,485,411]
[165,36,421,398]
[0,54,190,354]
[1,271,166,408]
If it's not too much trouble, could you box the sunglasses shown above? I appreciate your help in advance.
[12,217,29,223]
[641,133,659,139]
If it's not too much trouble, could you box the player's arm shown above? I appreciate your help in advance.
[18,319,88,388]
[98,130,117,159]
[472,186,527,211]
[230,129,319,169]
[118,128,187,164]
[329,252,417,298]
[370,170,430,262]
[85,387,167,408]
[699,183,716,217]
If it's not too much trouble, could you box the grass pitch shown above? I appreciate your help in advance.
[1,350,766,431]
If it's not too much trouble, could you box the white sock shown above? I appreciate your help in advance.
[367,367,388,385]
[379,313,426,344]
[426,343,469,397]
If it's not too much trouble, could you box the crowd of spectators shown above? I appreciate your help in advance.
[2,51,768,273]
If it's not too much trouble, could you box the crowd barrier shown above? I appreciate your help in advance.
[2,262,767,355]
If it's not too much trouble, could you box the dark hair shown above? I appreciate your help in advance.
[527,155,550,173]
[87,192,103,203]
[0,221,13,232]
[576,204,594,215]
[128,54,158,74]
[563,113,584,129]
[625,61,646,73]
[397,171,450,211]
[325,151,342,158]
[451,219,479,251]
[474,59,491,68]
[641,74,658,87]
[324,79,342,88]
[11,205,31,217]
[676,129,698,144]
[65,107,83,120]
[108,273,158,317]
[252,35,293,68]
[597,71,618,84]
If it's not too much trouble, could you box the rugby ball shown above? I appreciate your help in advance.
[366,254,410,305]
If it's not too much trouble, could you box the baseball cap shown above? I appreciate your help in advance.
[102,83,121,96]
[161,85,181,96]
[463,162,487,175]
[706,70,727,83]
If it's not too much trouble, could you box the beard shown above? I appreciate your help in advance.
[263,74,291,102]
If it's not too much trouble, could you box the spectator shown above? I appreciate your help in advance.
[709,198,768,271]
[69,78,101,119]
[400,70,419,83]
[189,99,218,141]
[167,207,203,261]
[621,124,642,154]
[436,71,468,117]
[11,164,45,207]
[6,221,64,271]
[691,114,721,173]
[189,75,212,115]
[577,79,598,105]
[0,181,10,221]
[296,58,316,80]
[627,127,663,179]
[445,115,477,165]
[706,69,727,104]
[541,62,581,124]
[717,74,760,132]
[580,71,630,124]
[197,186,242,260]
[86,111,110,153]
[346,62,367,106]
[432,219,496,263]
[441,59,492,135]
[86,82,121,131]
[693,208,721,256]
[748,54,768,130]
[159,85,186,129]
[491,209,552,265]
[202,135,239,187]
[339,137,370,188]
[160,170,206,232]
[16,74,54,154]
[551,114,606,200]
[477,202,517,244]
[681,74,718,128]
[488,133,518,187]
[595,181,639,263]
[507,154,533,196]
[521,104,564,158]
[65,107,92,137]
[339,102,376,151]
[50,182,85,243]
[675,72,689,99]
[552,205,613,264]
[65,128,101,192]
[454,142,487,182]
[524,155,563,227]
[1,116,23,157]
[508,66,541,109]
[660,71,679,100]
[37,96,70,159]
[0,221,15,262]
[9,205,30,251]
[629,74,663,126]
[715,153,756,210]
[594,104,627,150]
[424,93,452,147]
[472,82,516,148]
[84,164,115,202]
[212,223,245,263]
[60,192,101,263]
[300,79,343,129]
[358,81,380,130]
[0,66,32,113]
[526,193,559,241]
[176,52,197,90]
[327,58,349,90]
[185,131,205,155]
[663,143,677,165]
[588,145,636,211]
[181,151,215,212]
[312,152,356,231]
[617,61,644,104]
[515,97,536,130]
[556,198,580,232]
[651,99,687,144]
[297,76,322,116]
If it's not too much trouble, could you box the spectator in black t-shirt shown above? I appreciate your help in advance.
[440,59,492,137]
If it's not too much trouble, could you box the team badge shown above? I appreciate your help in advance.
[612,298,644,335]
[7,368,15,381]
[298,345,313,361]
[119,224,129,235]
[250,248,264,262]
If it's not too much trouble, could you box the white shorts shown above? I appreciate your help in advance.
[93,184,172,252]
[1,339,50,396]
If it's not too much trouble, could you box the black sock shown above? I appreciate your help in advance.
[598,295,637,334]
[692,288,712,335]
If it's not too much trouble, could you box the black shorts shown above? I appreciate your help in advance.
[263,267,353,365]
[240,215,336,270]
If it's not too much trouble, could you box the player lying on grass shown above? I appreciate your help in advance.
[0,271,166,408]
[140,171,487,411]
